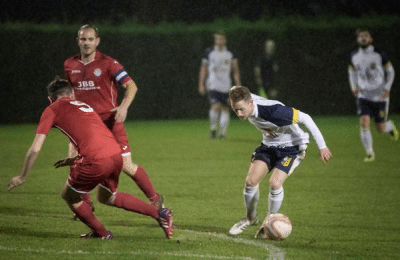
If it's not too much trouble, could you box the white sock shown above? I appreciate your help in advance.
[360,128,374,156]
[209,109,219,131]
[384,121,394,133]
[219,110,230,137]
[243,185,259,221]
[268,187,284,215]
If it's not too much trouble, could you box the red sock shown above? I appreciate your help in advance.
[73,201,107,236]
[131,167,160,203]
[113,192,159,219]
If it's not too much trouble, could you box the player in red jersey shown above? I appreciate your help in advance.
[64,24,163,211]
[7,78,174,239]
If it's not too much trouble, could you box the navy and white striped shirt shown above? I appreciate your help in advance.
[202,46,237,93]
[348,45,395,101]
[248,94,326,149]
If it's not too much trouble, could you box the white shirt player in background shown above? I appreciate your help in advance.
[198,31,241,139]
[348,28,398,162]
[227,86,332,237]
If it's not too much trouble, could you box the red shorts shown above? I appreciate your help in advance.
[100,112,131,155]
[68,153,123,193]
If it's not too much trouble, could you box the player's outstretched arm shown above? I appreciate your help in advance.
[7,134,46,191]
[297,111,332,164]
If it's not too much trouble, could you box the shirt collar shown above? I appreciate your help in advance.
[214,45,227,51]
[360,45,374,53]
[249,102,257,118]
[79,51,99,65]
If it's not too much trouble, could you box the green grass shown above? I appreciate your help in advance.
[1,116,400,259]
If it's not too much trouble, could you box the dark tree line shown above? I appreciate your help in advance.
[1,0,398,24]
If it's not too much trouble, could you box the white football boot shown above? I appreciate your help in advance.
[254,226,268,239]
[229,217,258,235]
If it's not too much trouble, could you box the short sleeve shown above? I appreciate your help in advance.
[111,60,132,85]
[349,51,357,70]
[36,107,55,135]
[202,47,213,65]
[379,51,390,66]
[257,104,297,126]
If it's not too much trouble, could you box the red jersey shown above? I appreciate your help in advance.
[36,98,121,160]
[64,51,132,117]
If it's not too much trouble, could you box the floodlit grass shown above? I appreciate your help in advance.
[1,116,400,259]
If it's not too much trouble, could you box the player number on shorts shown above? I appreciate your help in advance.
[70,101,94,113]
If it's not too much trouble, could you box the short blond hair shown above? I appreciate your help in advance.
[229,86,251,104]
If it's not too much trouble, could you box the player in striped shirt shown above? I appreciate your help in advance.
[348,28,398,162]
[227,86,331,237]
[198,31,241,139]
[64,25,164,216]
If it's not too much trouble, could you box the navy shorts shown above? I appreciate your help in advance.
[208,90,229,106]
[357,98,388,123]
[251,143,307,175]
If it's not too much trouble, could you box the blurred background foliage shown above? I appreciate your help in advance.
[1,1,399,123]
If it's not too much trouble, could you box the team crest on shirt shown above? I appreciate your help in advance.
[370,63,377,69]
[94,68,102,77]
[281,156,292,167]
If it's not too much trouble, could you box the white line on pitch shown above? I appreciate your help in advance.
[0,245,255,260]
[0,230,286,260]
[181,230,286,260]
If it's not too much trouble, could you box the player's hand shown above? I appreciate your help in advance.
[352,89,360,97]
[199,85,206,96]
[319,147,332,164]
[54,157,76,168]
[7,176,25,191]
[110,106,128,123]
[381,89,390,98]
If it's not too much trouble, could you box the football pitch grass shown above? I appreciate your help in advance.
[1,116,399,260]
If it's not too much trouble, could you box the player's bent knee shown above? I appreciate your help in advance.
[97,187,115,206]
[211,102,223,111]
[269,177,283,190]
[61,187,83,206]
[122,157,138,175]
[61,190,68,201]
[270,184,282,191]
[97,194,114,206]
[245,177,259,187]
[375,123,385,133]
[359,116,370,128]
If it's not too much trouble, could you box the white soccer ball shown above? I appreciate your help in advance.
[262,213,292,240]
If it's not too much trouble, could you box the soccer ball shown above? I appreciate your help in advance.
[261,213,292,240]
